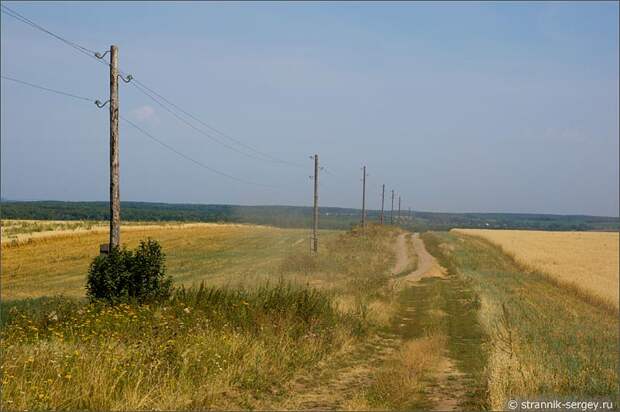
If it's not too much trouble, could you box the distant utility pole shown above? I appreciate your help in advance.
[109,45,120,250]
[398,196,401,223]
[361,166,367,227]
[390,190,395,225]
[380,184,385,225]
[312,154,319,254]
[408,208,412,220]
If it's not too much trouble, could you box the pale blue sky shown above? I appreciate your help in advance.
[1,1,618,216]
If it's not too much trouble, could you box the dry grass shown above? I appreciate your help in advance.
[365,335,447,409]
[1,223,335,300]
[279,224,402,329]
[0,284,355,410]
[1,223,405,410]
[452,229,619,309]
[426,231,619,410]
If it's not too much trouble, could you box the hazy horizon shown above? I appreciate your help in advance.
[3,196,619,218]
[2,2,619,217]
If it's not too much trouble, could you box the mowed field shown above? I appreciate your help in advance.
[2,221,336,300]
[453,229,619,309]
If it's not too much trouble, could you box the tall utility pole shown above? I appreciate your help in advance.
[109,45,120,250]
[398,196,401,223]
[390,190,395,225]
[380,184,385,225]
[312,154,319,254]
[408,208,412,220]
[361,166,367,227]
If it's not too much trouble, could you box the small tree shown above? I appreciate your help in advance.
[86,238,172,303]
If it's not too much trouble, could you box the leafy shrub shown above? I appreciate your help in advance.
[132,239,172,301]
[86,238,172,303]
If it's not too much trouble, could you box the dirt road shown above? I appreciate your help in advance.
[392,233,410,274]
[391,232,468,411]
[280,231,466,411]
[391,232,445,289]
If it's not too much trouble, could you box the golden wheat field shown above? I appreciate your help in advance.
[453,229,619,308]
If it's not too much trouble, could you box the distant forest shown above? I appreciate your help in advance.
[1,201,618,231]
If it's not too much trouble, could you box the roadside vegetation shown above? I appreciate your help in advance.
[279,224,398,328]
[1,282,358,410]
[421,231,619,410]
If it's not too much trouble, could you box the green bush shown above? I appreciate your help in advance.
[86,239,172,303]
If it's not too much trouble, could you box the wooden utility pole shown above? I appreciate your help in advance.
[398,196,401,223]
[361,166,367,227]
[312,154,319,254]
[390,190,395,225]
[380,184,385,225]
[109,45,120,250]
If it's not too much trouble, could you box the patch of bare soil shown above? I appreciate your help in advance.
[390,233,446,290]
[425,357,469,411]
[392,233,410,275]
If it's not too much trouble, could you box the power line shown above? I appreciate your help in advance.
[130,79,304,168]
[0,4,104,66]
[120,115,277,188]
[1,75,94,102]
[1,73,276,188]
[129,81,273,163]
[2,4,304,168]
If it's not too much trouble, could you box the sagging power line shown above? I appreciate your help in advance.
[1,4,304,169]
[0,74,275,189]
[1,4,107,68]
[129,80,304,168]
[1,75,93,101]
[128,81,279,164]
[120,116,276,188]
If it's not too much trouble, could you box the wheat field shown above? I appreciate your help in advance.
[453,229,619,309]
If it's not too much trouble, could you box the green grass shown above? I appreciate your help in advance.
[421,231,619,410]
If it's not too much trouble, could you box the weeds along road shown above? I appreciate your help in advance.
[285,232,481,411]
[389,233,484,411]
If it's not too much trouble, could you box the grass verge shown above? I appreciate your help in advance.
[421,231,619,410]
[0,281,362,410]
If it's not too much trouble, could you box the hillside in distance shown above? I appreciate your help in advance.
[1,200,618,231]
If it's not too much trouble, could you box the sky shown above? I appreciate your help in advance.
[1,1,618,216]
